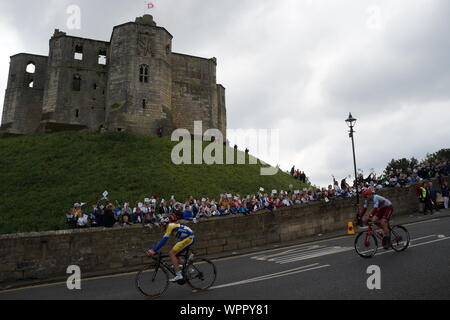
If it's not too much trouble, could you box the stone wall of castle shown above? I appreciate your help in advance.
[40,32,110,132]
[1,54,48,135]
[105,18,174,135]
[171,53,219,134]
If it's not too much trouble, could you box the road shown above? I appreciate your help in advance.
[1,215,449,300]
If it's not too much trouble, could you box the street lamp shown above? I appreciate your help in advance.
[346,113,359,206]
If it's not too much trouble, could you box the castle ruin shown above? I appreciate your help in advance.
[0,15,227,138]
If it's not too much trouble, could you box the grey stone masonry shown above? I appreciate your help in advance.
[0,15,227,138]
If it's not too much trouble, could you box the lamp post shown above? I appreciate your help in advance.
[346,113,359,206]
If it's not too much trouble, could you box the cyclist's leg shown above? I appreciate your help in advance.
[170,237,195,275]
[379,206,393,247]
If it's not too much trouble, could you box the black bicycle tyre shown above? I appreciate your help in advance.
[390,225,410,252]
[136,264,170,298]
[184,259,217,291]
[354,231,378,258]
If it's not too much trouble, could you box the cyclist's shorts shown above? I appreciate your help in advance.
[173,236,195,255]
[375,205,393,220]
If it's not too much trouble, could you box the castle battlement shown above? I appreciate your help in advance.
[1,15,227,138]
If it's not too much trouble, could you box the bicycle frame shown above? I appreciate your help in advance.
[152,250,192,277]
[365,220,393,240]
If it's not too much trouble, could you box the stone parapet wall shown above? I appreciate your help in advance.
[0,185,418,287]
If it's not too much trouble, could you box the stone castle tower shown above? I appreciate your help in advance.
[0,15,227,138]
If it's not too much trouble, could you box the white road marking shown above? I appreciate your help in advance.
[410,235,436,242]
[210,264,330,290]
[278,248,354,264]
[377,236,450,256]
[252,245,323,261]
[404,219,440,226]
[252,246,353,264]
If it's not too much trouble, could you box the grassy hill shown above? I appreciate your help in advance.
[0,131,307,234]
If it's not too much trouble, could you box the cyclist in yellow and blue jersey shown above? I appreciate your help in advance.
[147,217,195,282]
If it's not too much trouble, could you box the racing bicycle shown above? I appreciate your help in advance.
[354,221,410,258]
[136,250,217,298]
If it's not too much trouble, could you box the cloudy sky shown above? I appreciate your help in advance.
[0,0,449,187]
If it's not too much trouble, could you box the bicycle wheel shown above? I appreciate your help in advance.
[184,259,217,291]
[354,231,378,258]
[390,225,410,252]
[136,264,169,298]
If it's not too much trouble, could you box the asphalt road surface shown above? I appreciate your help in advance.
[1,216,449,300]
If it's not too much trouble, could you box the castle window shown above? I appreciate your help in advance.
[139,65,149,83]
[142,99,147,109]
[74,45,83,61]
[75,109,80,118]
[26,62,36,74]
[28,80,34,88]
[73,75,81,91]
[93,83,97,90]
[98,49,107,65]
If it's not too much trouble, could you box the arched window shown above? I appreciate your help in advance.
[139,65,149,83]
[26,62,36,74]
[73,74,81,91]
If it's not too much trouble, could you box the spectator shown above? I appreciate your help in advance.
[442,181,449,209]
[66,204,79,229]
[183,206,195,221]
[121,203,132,224]
[103,204,116,228]
[417,182,426,213]
[428,182,439,212]
[143,213,156,228]
[132,205,143,224]
[77,212,89,229]
[423,184,434,215]
[122,215,132,227]
[89,203,102,227]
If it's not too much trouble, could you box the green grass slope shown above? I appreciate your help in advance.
[0,132,307,234]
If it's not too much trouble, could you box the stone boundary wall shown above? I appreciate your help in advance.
[0,185,418,287]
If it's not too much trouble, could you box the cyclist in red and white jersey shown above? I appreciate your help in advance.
[357,189,394,249]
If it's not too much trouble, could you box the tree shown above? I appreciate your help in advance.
[425,148,450,163]
[384,157,418,174]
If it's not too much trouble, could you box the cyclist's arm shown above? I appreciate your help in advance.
[151,225,174,252]
[358,200,369,218]
[152,235,170,252]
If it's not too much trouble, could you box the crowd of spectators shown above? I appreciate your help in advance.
[66,160,449,230]
[290,166,307,183]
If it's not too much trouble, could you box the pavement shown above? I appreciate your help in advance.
[0,209,449,300]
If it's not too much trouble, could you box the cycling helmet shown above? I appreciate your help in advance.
[362,189,373,198]
[169,216,178,224]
